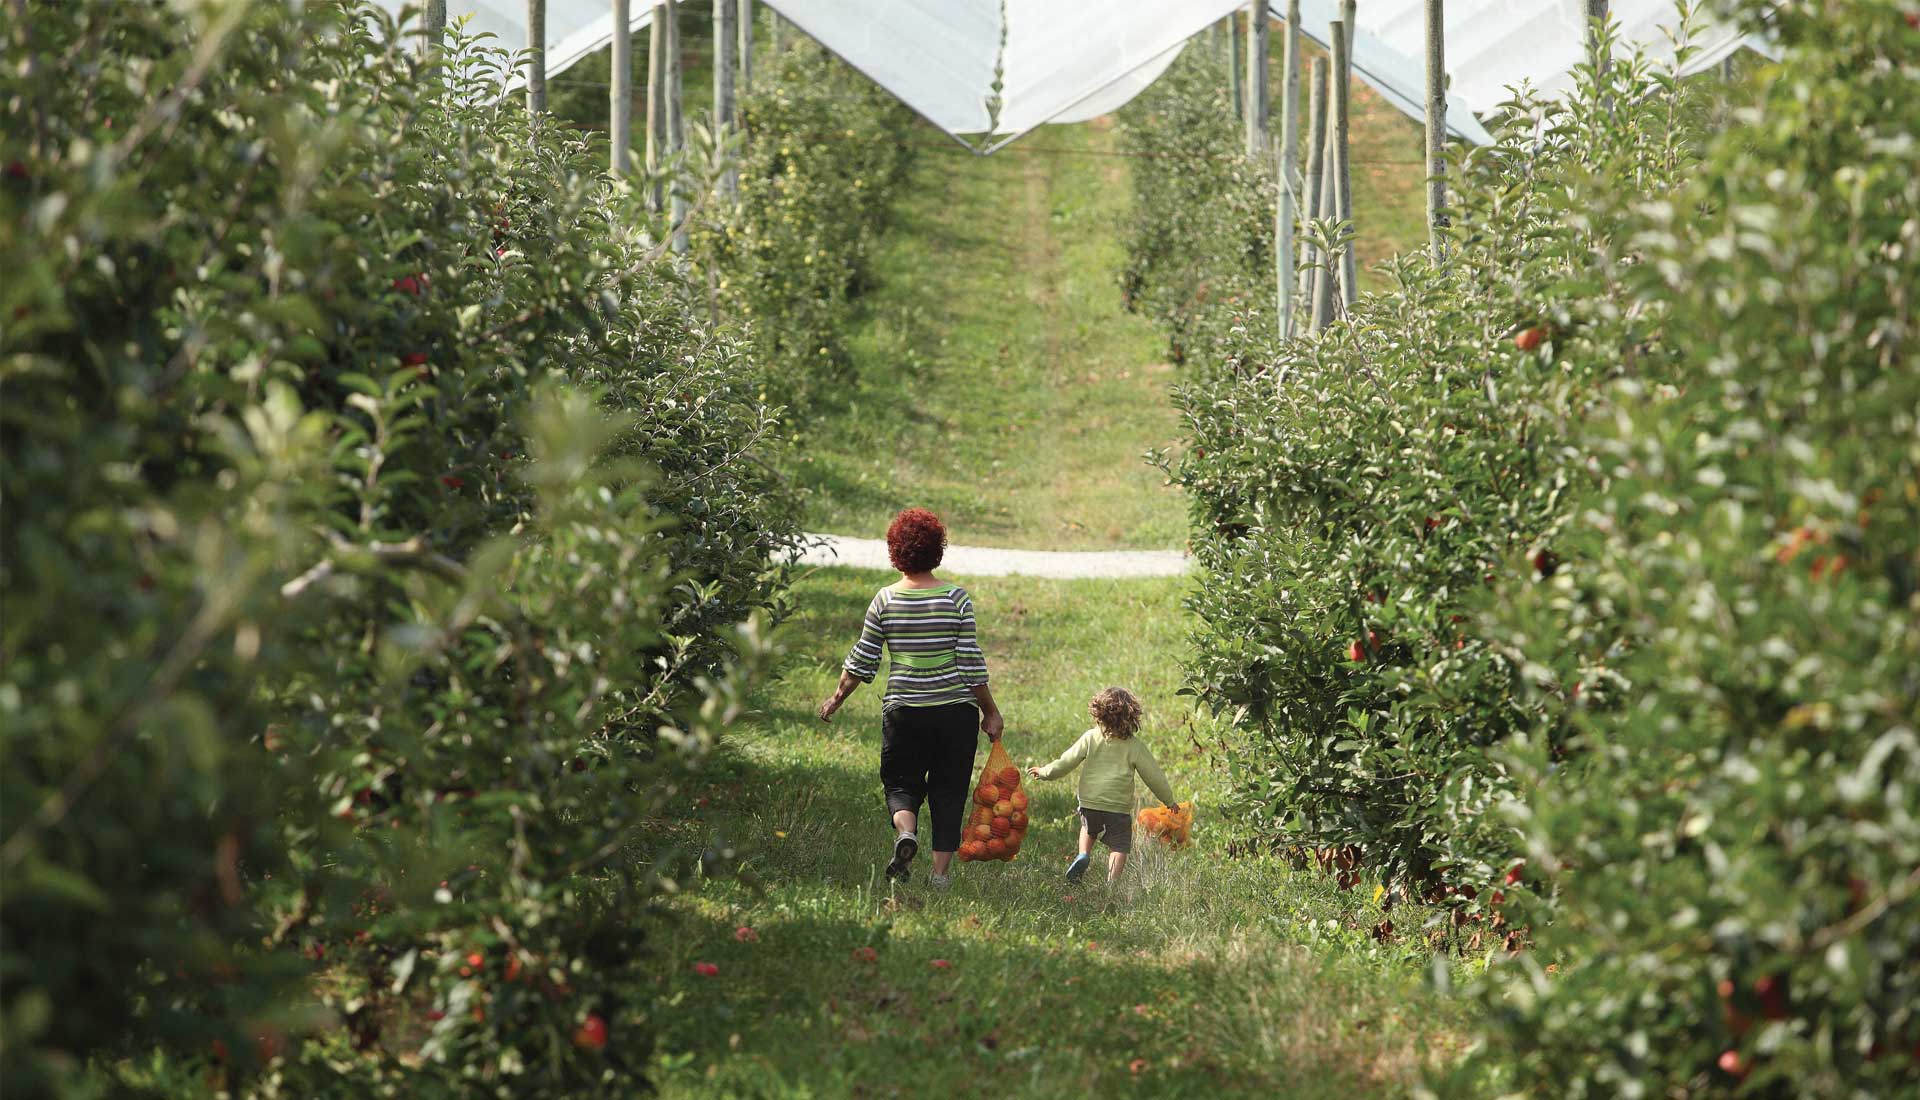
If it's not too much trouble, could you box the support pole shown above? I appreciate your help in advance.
[1424,0,1447,262]
[1230,12,1245,120]
[646,2,666,211]
[715,0,737,195]
[1298,57,1328,329]
[1586,0,1610,81]
[612,0,632,176]
[526,0,547,118]
[1332,5,1357,308]
[1312,113,1337,331]
[667,0,687,253]
[1246,2,1270,156]
[738,0,754,93]
[1276,0,1300,338]
[423,0,446,54]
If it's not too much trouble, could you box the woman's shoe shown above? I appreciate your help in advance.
[1065,853,1090,884]
[886,832,918,882]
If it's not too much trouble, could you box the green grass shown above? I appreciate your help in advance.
[639,567,1474,1098]
[791,123,1190,551]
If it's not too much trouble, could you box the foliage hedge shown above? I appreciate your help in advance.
[2,3,797,1096]
[1152,0,1917,1093]
[692,33,917,410]
[1116,47,1275,370]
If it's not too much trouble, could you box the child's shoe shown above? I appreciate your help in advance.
[1065,853,1090,884]
[886,832,918,882]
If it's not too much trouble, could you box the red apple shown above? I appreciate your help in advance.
[692,961,720,976]
[1530,548,1559,578]
[1717,1049,1748,1078]
[1514,326,1546,351]
[573,1013,608,1049]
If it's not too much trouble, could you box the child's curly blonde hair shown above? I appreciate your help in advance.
[1089,686,1142,739]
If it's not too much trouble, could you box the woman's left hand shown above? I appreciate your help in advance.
[981,711,1004,742]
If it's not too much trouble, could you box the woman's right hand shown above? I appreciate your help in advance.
[981,710,1004,742]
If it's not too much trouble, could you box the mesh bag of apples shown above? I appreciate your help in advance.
[1137,800,1194,847]
[958,740,1029,862]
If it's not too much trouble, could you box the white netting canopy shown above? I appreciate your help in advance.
[1352,0,1770,115]
[390,0,656,81]
[395,1,1768,150]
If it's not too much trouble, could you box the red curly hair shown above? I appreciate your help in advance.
[886,508,947,574]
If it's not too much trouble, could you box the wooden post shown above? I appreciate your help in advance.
[1276,0,1300,338]
[715,0,738,195]
[1332,7,1357,308]
[1423,0,1447,262]
[612,0,632,176]
[1298,56,1328,328]
[526,0,547,117]
[1230,12,1245,120]
[646,2,666,211]
[1246,2,1269,156]
[738,0,754,92]
[667,0,688,252]
[1586,0,1609,82]
[423,0,446,54]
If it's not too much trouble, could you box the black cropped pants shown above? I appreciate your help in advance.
[878,703,979,853]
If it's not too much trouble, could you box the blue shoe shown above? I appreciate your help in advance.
[1065,853,1090,884]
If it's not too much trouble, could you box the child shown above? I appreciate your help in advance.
[1027,687,1180,883]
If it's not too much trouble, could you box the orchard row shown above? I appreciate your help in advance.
[1119,2,1919,1096]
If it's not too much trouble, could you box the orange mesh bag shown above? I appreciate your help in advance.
[1138,800,1194,847]
[958,740,1027,862]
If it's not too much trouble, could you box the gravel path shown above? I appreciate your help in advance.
[799,533,1191,580]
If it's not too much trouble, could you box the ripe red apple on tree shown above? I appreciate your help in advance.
[1529,549,1560,578]
[1514,325,1547,351]
[573,1013,608,1050]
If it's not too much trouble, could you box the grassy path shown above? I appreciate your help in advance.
[640,112,1463,1097]
[647,569,1468,1098]
[792,122,1188,552]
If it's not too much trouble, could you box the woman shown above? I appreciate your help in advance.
[817,508,1005,886]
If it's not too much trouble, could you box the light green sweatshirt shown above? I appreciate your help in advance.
[1034,728,1178,815]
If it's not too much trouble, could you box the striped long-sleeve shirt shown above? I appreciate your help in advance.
[844,582,989,710]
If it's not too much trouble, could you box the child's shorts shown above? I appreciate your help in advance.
[1078,806,1134,853]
